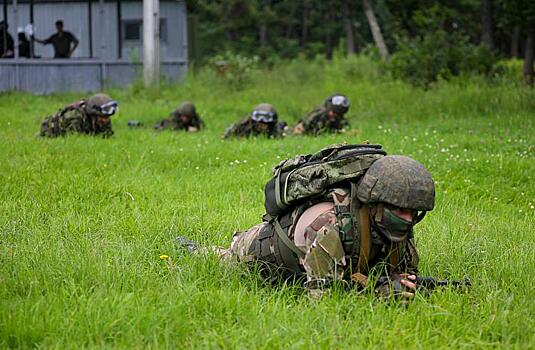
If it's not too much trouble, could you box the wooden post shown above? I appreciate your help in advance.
[143,0,159,87]
[88,0,93,58]
[13,0,18,58]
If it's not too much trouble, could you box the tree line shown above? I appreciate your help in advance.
[186,0,535,85]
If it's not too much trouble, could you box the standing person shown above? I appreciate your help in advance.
[17,28,31,58]
[222,103,287,139]
[0,21,14,58]
[34,20,78,58]
[39,93,118,138]
[293,94,350,135]
[154,102,205,132]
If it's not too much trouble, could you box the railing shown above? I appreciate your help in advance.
[0,58,187,94]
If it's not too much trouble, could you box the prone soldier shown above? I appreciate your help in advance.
[178,147,454,300]
[39,93,117,138]
[293,94,350,136]
[154,102,204,132]
[222,103,287,139]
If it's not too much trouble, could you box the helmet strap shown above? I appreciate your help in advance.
[374,203,384,223]
[414,211,427,224]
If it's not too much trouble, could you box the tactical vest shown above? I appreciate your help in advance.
[258,186,403,281]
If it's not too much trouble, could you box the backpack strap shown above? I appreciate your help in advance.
[388,242,403,275]
[273,217,305,260]
[357,205,372,273]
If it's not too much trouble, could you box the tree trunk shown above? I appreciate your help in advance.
[259,23,267,47]
[511,26,520,58]
[301,5,308,48]
[362,0,389,60]
[481,0,493,50]
[325,7,333,59]
[342,1,355,54]
[524,27,534,85]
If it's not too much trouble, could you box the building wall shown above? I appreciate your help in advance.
[5,0,187,60]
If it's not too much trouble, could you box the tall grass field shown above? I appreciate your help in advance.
[1,56,534,348]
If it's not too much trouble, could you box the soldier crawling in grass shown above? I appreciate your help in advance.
[222,103,287,139]
[154,102,205,132]
[293,94,350,136]
[39,93,118,138]
[178,144,455,300]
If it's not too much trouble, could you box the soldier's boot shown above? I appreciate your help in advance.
[175,236,199,254]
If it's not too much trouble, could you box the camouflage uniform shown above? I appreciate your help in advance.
[216,155,434,295]
[220,189,419,284]
[154,102,205,132]
[293,94,350,136]
[222,103,287,139]
[39,94,116,138]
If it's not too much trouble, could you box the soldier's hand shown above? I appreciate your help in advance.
[187,126,199,133]
[293,123,305,135]
[374,274,417,301]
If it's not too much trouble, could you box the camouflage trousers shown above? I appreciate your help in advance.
[217,206,347,285]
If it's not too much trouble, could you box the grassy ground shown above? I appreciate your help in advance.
[0,57,534,348]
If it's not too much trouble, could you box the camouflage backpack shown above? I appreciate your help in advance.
[264,143,386,216]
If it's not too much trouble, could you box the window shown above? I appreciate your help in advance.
[124,20,142,41]
[122,19,167,43]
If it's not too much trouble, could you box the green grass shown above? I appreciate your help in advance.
[0,57,534,348]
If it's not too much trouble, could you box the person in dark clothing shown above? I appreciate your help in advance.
[34,20,78,58]
[18,31,30,58]
[0,21,14,58]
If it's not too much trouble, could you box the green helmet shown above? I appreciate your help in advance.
[177,102,196,118]
[86,93,118,117]
[251,103,278,123]
[324,94,350,115]
[357,156,435,211]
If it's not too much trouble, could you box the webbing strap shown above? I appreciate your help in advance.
[274,169,284,210]
[357,206,371,273]
[273,217,305,260]
[389,243,400,274]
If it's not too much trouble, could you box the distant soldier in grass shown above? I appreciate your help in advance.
[154,102,204,132]
[178,146,445,300]
[293,94,350,135]
[222,103,287,139]
[39,93,117,138]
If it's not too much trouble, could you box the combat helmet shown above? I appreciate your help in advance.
[324,94,350,115]
[177,102,196,118]
[86,93,118,117]
[357,155,435,211]
[251,103,278,123]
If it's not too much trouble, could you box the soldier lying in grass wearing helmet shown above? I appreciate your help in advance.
[222,103,287,139]
[178,144,467,300]
[39,93,118,138]
[293,94,350,136]
[154,102,205,132]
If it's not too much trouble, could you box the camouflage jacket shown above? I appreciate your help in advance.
[294,107,349,135]
[39,104,114,138]
[154,111,205,131]
[222,116,287,139]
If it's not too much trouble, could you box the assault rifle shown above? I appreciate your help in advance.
[376,275,471,291]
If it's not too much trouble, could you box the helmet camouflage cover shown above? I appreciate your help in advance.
[324,94,350,115]
[177,102,196,118]
[357,156,435,211]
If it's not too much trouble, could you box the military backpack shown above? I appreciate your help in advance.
[264,143,386,216]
